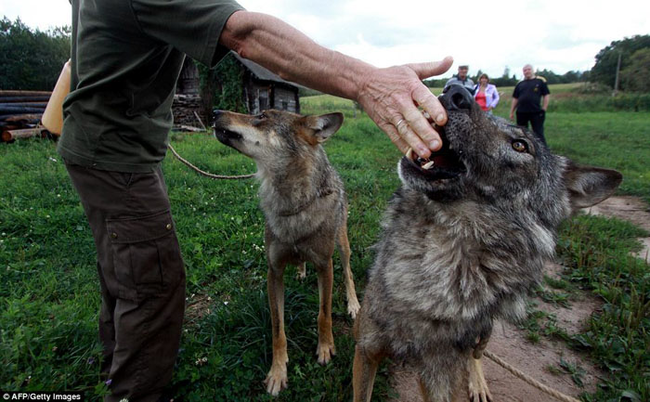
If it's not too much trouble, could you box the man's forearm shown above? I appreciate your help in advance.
[542,95,550,111]
[218,9,454,158]
[219,11,370,101]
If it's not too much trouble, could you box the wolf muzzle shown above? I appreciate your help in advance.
[440,84,474,111]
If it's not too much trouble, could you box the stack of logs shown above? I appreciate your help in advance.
[1,90,51,142]
[172,94,208,132]
[2,91,209,142]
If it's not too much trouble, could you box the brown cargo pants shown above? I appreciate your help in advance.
[65,163,186,402]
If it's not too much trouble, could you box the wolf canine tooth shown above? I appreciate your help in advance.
[422,161,435,170]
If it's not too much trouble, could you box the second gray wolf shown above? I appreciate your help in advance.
[353,85,622,402]
[213,109,360,396]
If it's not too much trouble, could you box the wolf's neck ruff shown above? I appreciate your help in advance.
[257,147,345,244]
[276,187,335,216]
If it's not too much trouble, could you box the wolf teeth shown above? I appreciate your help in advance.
[422,161,435,170]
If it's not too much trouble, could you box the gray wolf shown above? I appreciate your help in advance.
[213,109,361,396]
[353,85,622,402]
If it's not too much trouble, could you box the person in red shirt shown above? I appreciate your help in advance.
[473,73,500,113]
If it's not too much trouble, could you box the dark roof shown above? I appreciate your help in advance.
[229,52,303,90]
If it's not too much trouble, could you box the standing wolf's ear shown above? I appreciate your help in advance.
[564,161,622,211]
[302,113,344,143]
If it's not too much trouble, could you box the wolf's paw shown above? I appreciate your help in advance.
[468,358,492,402]
[468,387,492,402]
[264,364,288,396]
[316,341,336,365]
[347,296,361,319]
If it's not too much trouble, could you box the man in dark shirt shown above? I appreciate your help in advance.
[61,1,454,401]
[444,64,475,95]
[510,64,551,144]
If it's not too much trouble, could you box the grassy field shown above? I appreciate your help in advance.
[1,85,649,401]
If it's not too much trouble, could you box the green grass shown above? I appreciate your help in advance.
[557,215,649,401]
[1,96,649,401]
[546,113,650,202]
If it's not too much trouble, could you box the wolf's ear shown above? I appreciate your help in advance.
[303,113,344,143]
[564,161,622,211]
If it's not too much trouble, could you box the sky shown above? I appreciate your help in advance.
[2,0,649,80]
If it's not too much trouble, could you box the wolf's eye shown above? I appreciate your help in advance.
[512,140,528,153]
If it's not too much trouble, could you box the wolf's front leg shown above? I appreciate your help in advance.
[264,261,288,396]
[468,331,492,402]
[337,219,360,319]
[418,349,467,402]
[467,356,492,402]
[352,343,384,402]
[315,259,336,364]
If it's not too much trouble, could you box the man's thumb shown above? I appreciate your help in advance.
[408,56,454,80]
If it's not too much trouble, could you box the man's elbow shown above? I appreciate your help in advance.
[219,10,253,56]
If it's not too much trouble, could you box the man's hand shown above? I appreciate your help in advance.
[509,97,518,120]
[356,57,453,159]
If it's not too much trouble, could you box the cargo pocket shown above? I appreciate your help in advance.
[106,210,184,301]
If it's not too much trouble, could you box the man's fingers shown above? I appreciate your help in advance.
[412,85,448,126]
[407,56,454,80]
[402,108,442,154]
[391,115,432,158]
[380,122,410,155]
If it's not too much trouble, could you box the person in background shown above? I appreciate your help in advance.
[444,65,475,95]
[473,73,499,113]
[60,1,453,401]
[510,64,551,144]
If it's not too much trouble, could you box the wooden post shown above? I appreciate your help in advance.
[613,52,622,97]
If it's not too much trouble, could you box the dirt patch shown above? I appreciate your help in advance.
[388,196,650,402]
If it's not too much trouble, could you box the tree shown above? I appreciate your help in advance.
[0,17,71,90]
[491,66,519,87]
[620,48,650,93]
[590,34,650,89]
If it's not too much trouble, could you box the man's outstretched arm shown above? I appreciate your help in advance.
[219,10,453,158]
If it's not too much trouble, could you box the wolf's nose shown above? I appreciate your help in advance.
[439,85,474,111]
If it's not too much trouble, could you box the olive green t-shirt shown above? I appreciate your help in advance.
[58,0,244,172]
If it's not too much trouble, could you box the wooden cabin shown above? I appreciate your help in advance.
[175,52,301,116]
[228,52,301,114]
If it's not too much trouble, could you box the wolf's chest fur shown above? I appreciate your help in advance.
[257,149,345,245]
[370,188,556,338]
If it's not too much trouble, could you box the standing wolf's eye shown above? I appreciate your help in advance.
[512,140,528,153]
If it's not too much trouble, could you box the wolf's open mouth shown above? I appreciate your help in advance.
[405,129,466,180]
[214,128,242,144]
